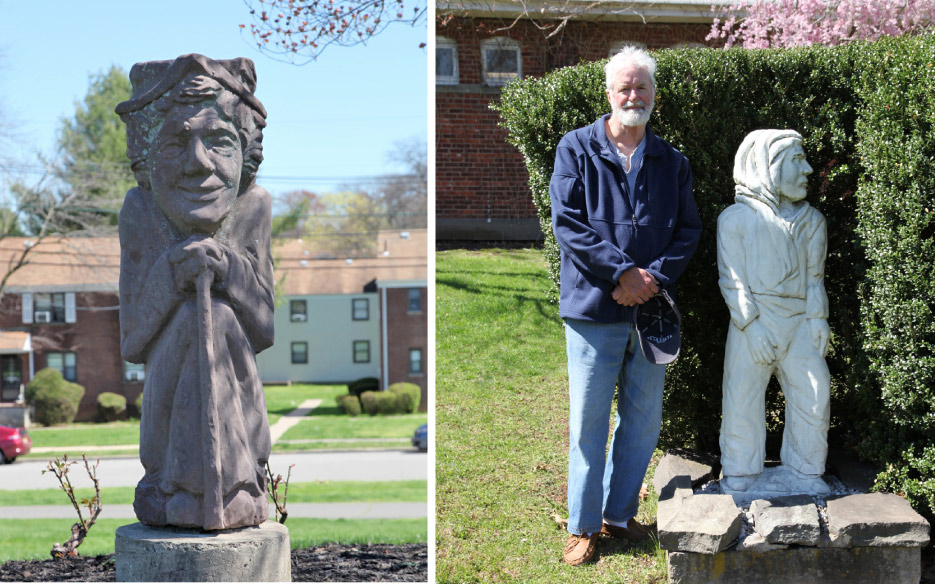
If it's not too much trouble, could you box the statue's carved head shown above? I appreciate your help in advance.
[733,129,812,208]
[116,54,267,233]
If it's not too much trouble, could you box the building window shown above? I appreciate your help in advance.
[352,298,369,321]
[436,37,459,84]
[408,288,422,313]
[34,293,66,323]
[124,361,145,382]
[353,340,370,363]
[608,41,647,57]
[291,342,308,364]
[481,37,521,86]
[409,349,424,375]
[47,352,77,382]
[290,299,307,322]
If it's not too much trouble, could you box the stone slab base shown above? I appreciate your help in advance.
[115,521,290,582]
[668,546,920,584]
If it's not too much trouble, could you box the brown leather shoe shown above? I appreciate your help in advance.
[600,519,654,542]
[563,533,597,566]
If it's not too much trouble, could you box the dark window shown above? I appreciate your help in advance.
[409,349,423,375]
[352,298,369,321]
[353,340,370,363]
[408,288,422,312]
[47,351,77,381]
[290,299,307,322]
[291,342,308,364]
[35,293,66,323]
[436,39,458,84]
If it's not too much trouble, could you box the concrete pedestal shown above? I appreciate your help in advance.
[115,521,291,582]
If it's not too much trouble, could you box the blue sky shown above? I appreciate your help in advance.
[0,0,428,206]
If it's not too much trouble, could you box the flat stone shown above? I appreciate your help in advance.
[115,521,291,582]
[720,466,830,507]
[659,494,742,554]
[653,450,716,496]
[826,493,930,547]
[750,495,820,546]
[668,545,921,584]
[735,532,788,553]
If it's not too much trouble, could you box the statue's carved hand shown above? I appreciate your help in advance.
[612,267,659,306]
[809,318,830,357]
[169,235,230,293]
[745,319,777,365]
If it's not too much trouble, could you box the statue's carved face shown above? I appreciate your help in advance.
[150,105,242,234]
[777,142,812,202]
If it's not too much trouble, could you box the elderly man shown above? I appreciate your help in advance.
[549,46,702,566]
[718,129,831,494]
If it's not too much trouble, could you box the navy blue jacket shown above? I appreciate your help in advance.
[549,115,702,323]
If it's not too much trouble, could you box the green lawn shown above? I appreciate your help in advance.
[26,421,140,448]
[278,413,427,441]
[265,383,347,425]
[436,249,666,583]
[0,480,427,506]
[0,517,426,562]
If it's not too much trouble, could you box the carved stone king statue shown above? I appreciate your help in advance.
[717,129,831,495]
[116,54,274,530]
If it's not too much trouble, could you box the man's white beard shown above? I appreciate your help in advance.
[613,100,653,127]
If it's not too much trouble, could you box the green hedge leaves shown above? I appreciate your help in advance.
[495,36,935,516]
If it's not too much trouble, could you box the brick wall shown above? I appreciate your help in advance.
[383,286,428,412]
[0,291,131,421]
[436,16,712,239]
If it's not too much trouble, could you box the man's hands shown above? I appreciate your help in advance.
[169,235,230,293]
[745,319,778,365]
[612,267,659,306]
[809,318,830,357]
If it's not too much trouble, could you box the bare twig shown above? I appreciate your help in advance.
[266,461,295,524]
[42,454,102,558]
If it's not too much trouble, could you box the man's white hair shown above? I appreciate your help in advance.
[605,46,657,90]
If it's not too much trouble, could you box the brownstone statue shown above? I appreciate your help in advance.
[116,54,274,530]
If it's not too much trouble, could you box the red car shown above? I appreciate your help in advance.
[0,425,31,464]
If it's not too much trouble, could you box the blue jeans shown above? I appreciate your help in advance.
[565,318,666,536]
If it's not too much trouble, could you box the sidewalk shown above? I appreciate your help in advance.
[2,502,427,520]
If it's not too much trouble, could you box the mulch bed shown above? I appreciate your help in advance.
[0,543,427,582]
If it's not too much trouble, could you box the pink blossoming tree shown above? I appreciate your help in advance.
[708,0,935,48]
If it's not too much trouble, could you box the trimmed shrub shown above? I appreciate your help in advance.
[388,382,421,414]
[336,394,362,416]
[348,377,379,398]
[131,392,143,419]
[97,392,127,422]
[360,390,378,415]
[495,35,935,517]
[373,391,401,415]
[360,390,406,415]
[26,368,85,426]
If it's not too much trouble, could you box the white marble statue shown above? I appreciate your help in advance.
[717,129,831,495]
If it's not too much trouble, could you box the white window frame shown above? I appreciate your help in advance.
[436,37,459,85]
[409,348,424,375]
[481,37,521,86]
[407,288,422,313]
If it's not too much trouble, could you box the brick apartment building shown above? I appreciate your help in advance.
[0,237,136,422]
[436,0,724,241]
[257,229,429,410]
[0,231,428,424]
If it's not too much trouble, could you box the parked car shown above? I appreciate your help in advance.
[412,423,428,452]
[0,425,31,464]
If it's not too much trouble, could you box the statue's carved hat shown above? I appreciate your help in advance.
[115,54,266,118]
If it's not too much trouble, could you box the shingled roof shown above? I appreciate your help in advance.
[0,236,121,293]
[274,229,427,296]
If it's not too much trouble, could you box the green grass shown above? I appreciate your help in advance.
[265,383,346,425]
[0,480,427,506]
[278,413,427,441]
[0,517,426,562]
[436,249,666,583]
[25,421,140,448]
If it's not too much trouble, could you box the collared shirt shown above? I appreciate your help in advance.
[618,133,646,201]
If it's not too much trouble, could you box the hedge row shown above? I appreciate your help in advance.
[495,35,935,516]
[336,382,422,416]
